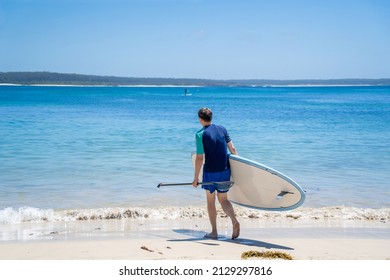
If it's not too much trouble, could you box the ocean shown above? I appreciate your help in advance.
[1,85,390,224]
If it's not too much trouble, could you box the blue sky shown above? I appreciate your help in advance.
[0,0,389,79]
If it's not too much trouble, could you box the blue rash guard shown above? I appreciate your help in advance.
[195,124,231,173]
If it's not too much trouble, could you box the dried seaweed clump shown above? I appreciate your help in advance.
[241,250,293,260]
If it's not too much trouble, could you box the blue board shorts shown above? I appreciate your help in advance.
[202,169,231,194]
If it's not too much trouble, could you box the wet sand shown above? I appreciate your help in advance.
[0,216,389,260]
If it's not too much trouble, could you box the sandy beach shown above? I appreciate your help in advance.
[0,206,389,260]
[1,234,389,260]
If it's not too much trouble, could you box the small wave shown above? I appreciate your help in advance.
[0,206,209,224]
[1,206,389,224]
[0,207,57,224]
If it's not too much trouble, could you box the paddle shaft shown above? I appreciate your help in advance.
[157,181,233,188]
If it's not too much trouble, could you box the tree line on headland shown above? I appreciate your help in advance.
[1,71,389,86]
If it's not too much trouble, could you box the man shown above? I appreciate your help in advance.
[192,107,240,239]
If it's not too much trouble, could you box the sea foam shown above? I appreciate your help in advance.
[1,206,389,224]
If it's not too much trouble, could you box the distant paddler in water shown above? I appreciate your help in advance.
[184,88,191,96]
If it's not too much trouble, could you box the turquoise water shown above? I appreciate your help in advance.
[1,85,389,213]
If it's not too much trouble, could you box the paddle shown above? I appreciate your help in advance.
[157,181,234,191]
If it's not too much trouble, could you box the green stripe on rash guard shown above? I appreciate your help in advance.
[195,127,205,154]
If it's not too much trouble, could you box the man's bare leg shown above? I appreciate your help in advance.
[205,190,218,238]
[218,192,240,239]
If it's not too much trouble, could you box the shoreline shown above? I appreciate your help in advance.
[1,205,390,224]
[0,83,203,88]
[1,83,388,88]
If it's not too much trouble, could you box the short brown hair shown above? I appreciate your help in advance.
[198,107,212,122]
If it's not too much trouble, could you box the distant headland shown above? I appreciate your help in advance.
[1,71,389,87]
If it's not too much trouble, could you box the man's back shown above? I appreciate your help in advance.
[202,124,231,172]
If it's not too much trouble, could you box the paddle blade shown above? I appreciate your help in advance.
[214,181,234,191]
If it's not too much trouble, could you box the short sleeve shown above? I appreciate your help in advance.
[225,130,231,143]
[195,128,204,154]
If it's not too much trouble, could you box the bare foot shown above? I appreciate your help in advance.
[232,222,240,239]
[204,233,218,239]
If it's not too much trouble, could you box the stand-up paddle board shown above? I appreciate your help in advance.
[192,153,305,211]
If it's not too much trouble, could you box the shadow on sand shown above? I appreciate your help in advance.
[168,229,293,250]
